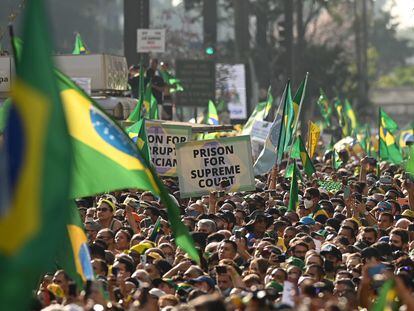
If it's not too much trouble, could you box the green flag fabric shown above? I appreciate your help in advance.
[407,145,414,178]
[343,99,359,133]
[128,63,145,122]
[287,161,299,212]
[334,98,350,137]
[159,68,184,93]
[126,118,151,164]
[147,84,159,120]
[72,33,88,55]
[298,135,316,177]
[371,279,397,311]
[317,89,332,127]
[0,1,72,309]
[379,108,403,164]
[264,86,274,119]
[276,81,293,164]
[333,149,343,170]
[0,98,11,133]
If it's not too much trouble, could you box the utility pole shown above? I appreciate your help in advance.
[124,0,149,66]
[234,0,249,61]
[283,0,294,81]
[354,0,369,112]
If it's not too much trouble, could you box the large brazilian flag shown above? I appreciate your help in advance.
[0,0,72,310]
[12,39,199,264]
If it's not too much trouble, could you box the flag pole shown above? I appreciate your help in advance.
[268,83,287,189]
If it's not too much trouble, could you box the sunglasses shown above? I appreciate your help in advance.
[97,207,110,212]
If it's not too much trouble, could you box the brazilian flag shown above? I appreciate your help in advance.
[379,108,403,164]
[206,100,219,125]
[291,135,315,177]
[0,0,72,310]
[298,135,316,177]
[13,38,200,265]
[283,74,309,151]
[57,203,94,288]
[334,98,350,137]
[127,118,151,164]
[317,89,332,128]
[343,99,358,134]
[276,81,293,164]
[72,33,88,55]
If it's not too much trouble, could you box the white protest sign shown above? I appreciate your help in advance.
[146,121,192,176]
[137,29,166,53]
[251,120,272,160]
[176,135,255,198]
[251,120,272,141]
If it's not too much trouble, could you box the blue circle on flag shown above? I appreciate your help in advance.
[90,108,137,157]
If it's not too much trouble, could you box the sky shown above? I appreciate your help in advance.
[385,0,414,29]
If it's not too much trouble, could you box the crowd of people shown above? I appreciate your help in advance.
[31,145,414,311]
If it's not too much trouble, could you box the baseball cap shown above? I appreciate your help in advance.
[320,244,342,260]
[299,216,316,226]
[190,276,215,289]
[286,256,305,271]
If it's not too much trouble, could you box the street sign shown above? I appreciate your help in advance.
[175,60,215,107]
[137,29,165,53]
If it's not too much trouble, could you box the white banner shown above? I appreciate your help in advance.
[176,136,255,198]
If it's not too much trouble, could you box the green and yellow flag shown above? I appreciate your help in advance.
[334,98,350,137]
[206,100,219,125]
[72,33,88,55]
[0,1,72,309]
[159,68,184,93]
[407,145,414,178]
[57,203,94,288]
[298,135,316,177]
[287,161,299,212]
[379,108,403,164]
[343,99,358,133]
[371,279,397,311]
[127,118,151,164]
[316,89,332,128]
[286,74,308,148]
[276,81,293,164]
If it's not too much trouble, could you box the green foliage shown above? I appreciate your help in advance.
[376,66,414,88]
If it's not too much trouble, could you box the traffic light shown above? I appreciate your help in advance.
[205,45,215,55]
